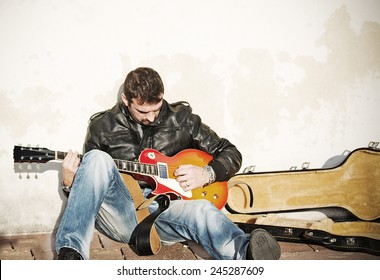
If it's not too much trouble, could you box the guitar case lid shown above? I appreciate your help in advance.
[226,145,380,222]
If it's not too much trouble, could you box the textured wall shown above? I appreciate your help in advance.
[1,0,379,234]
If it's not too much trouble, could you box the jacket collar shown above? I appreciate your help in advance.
[118,99,169,127]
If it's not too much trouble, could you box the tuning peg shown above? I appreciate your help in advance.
[36,163,41,170]
[26,173,30,179]
[18,163,23,170]
[301,162,310,169]
[27,163,32,170]
[35,173,38,179]
[19,174,22,179]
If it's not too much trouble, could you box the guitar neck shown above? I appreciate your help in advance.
[13,145,228,209]
[55,151,159,176]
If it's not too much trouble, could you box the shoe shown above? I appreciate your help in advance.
[247,228,281,260]
[57,247,83,260]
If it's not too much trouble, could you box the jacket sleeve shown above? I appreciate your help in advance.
[83,119,103,153]
[82,108,112,153]
[190,114,242,181]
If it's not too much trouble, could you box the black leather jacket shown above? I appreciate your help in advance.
[83,100,242,181]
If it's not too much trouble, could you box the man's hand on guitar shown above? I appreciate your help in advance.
[174,164,210,191]
[62,150,80,188]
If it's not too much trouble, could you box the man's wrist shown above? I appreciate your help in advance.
[203,165,216,186]
[61,181,71,193]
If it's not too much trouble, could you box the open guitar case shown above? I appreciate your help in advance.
[225,141,380,256]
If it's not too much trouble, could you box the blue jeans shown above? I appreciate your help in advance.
[55,150,250,260]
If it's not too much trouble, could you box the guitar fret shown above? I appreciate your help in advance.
[140,164,146,174]
[121,160,126,170]
[145,164,154,175]
[114,159,157,176]
[133,162,137,172]
[57,151,66,160]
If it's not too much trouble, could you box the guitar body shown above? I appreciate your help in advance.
[137,148,228,210]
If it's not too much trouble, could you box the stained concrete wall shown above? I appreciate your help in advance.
[1,0,379,234]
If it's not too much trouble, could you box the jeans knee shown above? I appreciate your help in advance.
[186,199,216,216]
[84,149,111,160]
[83,150,114,167]
[78,149,118,187]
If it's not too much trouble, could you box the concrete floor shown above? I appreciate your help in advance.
[1,230,379,260]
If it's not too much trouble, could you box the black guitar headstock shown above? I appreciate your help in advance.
[13,145,56,163]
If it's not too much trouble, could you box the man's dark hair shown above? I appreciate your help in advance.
[123,67,164,105]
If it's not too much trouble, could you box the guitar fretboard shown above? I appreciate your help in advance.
[114,158,159,175]
[56,151,160,176]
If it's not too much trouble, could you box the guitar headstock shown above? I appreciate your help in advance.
[13,145,56,163]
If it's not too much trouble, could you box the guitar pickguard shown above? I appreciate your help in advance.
[153,176,192,198]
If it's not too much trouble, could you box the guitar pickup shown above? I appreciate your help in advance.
[157,162,169,179]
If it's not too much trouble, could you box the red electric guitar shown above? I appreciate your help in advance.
[13,145,228,209]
